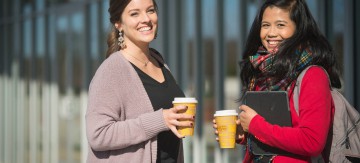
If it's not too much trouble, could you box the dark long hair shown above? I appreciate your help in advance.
[239,0,341,94]
[106,0,158,58]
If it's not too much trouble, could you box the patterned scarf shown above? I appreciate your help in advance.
[249,46,313,91]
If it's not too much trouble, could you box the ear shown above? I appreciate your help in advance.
[114,22,121,30]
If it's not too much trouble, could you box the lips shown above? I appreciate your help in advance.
[266,40,281,49]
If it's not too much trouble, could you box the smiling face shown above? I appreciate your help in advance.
[260,6,296,52]
[115,0,158,47]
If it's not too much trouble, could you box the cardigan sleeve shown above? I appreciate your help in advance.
[86,57,169,151]
[248,66,333,156]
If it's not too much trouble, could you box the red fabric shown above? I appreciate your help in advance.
[241,67,335,163]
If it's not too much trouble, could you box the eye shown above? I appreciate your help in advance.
[277,23,286,28]
[130,12,139,17]
[261,23,270,28]
[147,8,156,14]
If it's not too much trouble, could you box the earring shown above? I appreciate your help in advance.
[118,30,126,49]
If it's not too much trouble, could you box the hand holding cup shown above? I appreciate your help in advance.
[214,110,238,148]
[172,97,198,137]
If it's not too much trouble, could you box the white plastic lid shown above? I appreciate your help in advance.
[172,97,198,104]
[214,110,238,117]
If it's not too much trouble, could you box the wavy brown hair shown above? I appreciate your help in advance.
[106,0,158,58]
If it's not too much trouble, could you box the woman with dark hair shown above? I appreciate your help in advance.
[86,0,192,162]
[214,0,341,162]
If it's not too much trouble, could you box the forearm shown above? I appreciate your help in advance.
[86,109,168,151]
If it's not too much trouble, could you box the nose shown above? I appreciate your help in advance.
[267,26,277,38]
[140,13,150,23]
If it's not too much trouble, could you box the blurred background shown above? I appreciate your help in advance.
[1,0,360,163]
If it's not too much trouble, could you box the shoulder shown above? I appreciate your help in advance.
[303,66,329,82]
[301,66,330,92]
[96,51,130,74]
[91,51,133,84]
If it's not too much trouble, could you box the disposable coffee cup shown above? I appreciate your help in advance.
[173,97,198,136]
[214,110,238,148]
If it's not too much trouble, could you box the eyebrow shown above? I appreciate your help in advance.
[127,5,155,13]
[275,20,288,24]
[261,20,289,24]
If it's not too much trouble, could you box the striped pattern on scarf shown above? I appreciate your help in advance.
[249,47,313,91]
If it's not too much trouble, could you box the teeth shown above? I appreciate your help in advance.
[139,27,151,32]
[268,41,279,45]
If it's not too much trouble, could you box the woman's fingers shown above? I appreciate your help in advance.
[163,106,197,138]
[169,126,184,138]
[172,106,194,121]
[173,105,187,113]
[212,118,219,141]
[171,119,193,127]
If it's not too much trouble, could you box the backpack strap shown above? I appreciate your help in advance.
[293,65,331,115]
[293,66,311,115]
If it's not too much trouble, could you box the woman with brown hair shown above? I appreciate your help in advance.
[86,0,193,162]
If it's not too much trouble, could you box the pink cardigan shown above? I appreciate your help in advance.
[242,66,334,163]
[86,51,184,163]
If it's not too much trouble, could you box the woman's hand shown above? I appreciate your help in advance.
[235,119,245,141]
[163,105,194,138]
[212,119,220,141]
[239,105,258,132]
[213,118,245,143]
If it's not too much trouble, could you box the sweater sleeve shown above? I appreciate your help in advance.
[86,58,169,151]
[248,67,333,156]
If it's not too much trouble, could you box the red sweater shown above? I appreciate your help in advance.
[241,66,335,163]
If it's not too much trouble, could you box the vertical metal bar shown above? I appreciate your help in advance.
[344,0,355,105]
[237,0,248,98]
[2,0,10,162]
[49,13,59,163]
[42,81,51,163]
[181,1,191,162]
[42,8,51,163]
[0,25,4,163]
[236,1,249,162]
[166,0,178,78]
[20,4,38,163]
[17,77,26,163]
[150,0,166,55]
[82,2,93,163]
[4,69,10,163]
[317,0,326,33]
[355,0,360,110]
[176,0,184,87]
[1,1,7,162]
[194,0,204,162]
[178,0,188,90]
[215,0,226,162]
[66,14,74,163]
[13,0,24,162]
[215,0,225,111]
[3,23,11,163]
[29,72,38,163]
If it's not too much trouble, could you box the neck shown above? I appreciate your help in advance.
[123,42,150,59]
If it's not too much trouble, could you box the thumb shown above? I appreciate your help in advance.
[239,105,250,112]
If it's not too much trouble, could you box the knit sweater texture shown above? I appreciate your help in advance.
[86,51,183,163]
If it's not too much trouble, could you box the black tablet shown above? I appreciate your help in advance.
[244,91,292,155]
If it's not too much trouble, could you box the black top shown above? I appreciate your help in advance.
[131,58,185,163]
